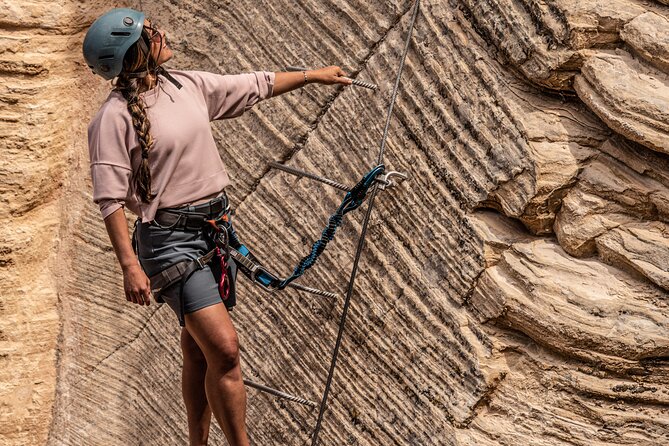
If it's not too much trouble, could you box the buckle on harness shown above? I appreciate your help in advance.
[251,265,279,288]
[195,256,207,270]
[228,247,277,289]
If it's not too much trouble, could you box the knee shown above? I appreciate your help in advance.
[208,336,240,373]
[181,330,207,365]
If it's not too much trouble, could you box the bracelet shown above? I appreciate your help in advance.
[303,71,308,85]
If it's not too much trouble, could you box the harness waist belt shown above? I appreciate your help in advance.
[152,196,228,231]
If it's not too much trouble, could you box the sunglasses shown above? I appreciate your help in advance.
[144,20,162,42]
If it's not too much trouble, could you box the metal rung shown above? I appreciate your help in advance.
[244,379,317,408]
[343,77,378,91]
[269,162,350,192]
[285,65,378,91]
[286,282,337,299]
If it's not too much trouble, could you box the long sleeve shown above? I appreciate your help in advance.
[88,101,134,219]
[85,70,267,223]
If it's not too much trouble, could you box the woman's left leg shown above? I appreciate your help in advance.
[181,327,212,446]
[184,303,249,446]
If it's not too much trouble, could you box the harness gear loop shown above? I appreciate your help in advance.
[206,217,233,304]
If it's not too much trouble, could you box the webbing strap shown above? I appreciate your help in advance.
[149,249,218,327]
[277,165,385,290]
[149,249,217,295]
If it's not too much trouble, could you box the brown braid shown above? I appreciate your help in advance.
[114,32,157,203]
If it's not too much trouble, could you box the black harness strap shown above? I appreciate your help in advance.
[149,248,219,326]
[149,248,218,295]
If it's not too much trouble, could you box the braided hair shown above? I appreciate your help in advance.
[114,30,157,203]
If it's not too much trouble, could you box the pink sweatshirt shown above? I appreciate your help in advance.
[87,70,275,222]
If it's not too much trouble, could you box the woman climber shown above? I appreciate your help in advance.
[83,8,351,446]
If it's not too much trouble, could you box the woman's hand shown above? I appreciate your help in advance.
[307,66,353,86]
[103,208,152,306]
[273,65,352,97]
[123,264,152,306]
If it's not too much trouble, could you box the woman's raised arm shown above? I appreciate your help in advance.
[272,65,352,97]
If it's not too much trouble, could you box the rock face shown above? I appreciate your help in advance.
[2,0,668,445]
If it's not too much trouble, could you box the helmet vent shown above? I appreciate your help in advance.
[111,31,132,36]
[99,54,115,60]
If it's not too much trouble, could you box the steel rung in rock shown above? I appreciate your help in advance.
[244,379,317,408]
[269,161,350,191]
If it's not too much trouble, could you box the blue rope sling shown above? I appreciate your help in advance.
[277,164,385,289]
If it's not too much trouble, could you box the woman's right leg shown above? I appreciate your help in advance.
[181,327,212,446]
[184,302,249,446]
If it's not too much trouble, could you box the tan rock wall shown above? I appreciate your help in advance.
[2,0,668,445]
[0,1,117,444]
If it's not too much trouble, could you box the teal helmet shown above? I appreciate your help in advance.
[83,8,146,80]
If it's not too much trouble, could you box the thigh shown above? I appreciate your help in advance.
[181,326,207,362]
[159,266,222,315]
[184,302,239,362]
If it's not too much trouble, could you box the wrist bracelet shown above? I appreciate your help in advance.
[303,71,308,85]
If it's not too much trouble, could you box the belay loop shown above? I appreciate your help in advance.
[277,164,385,289]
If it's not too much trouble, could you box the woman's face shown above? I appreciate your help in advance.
[144,19,173,65]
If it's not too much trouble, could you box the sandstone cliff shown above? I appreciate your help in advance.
[2,0,668,445]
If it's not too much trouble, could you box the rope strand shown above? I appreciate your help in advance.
[310,2,421,444]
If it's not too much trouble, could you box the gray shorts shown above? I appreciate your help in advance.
[135,201,237,323]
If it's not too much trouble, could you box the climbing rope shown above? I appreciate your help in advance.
[310,1,421,444]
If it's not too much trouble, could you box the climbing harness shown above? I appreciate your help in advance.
[133,196,236,327]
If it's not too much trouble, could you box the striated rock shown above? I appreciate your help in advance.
[574,51,669,155]
[455,0,652,89]
[621,12,669,73]
[3,0,669,445]
[500,84,606,234]
[456,0,576,89]
[596,223,669,291]
[555,138,669,273]
[0,0,91,444]
[561,0,647,49]
[457,327,669,446]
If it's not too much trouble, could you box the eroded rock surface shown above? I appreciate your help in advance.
[3,0,669,445]
[622,12,669,73]
[574,51,669,155]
